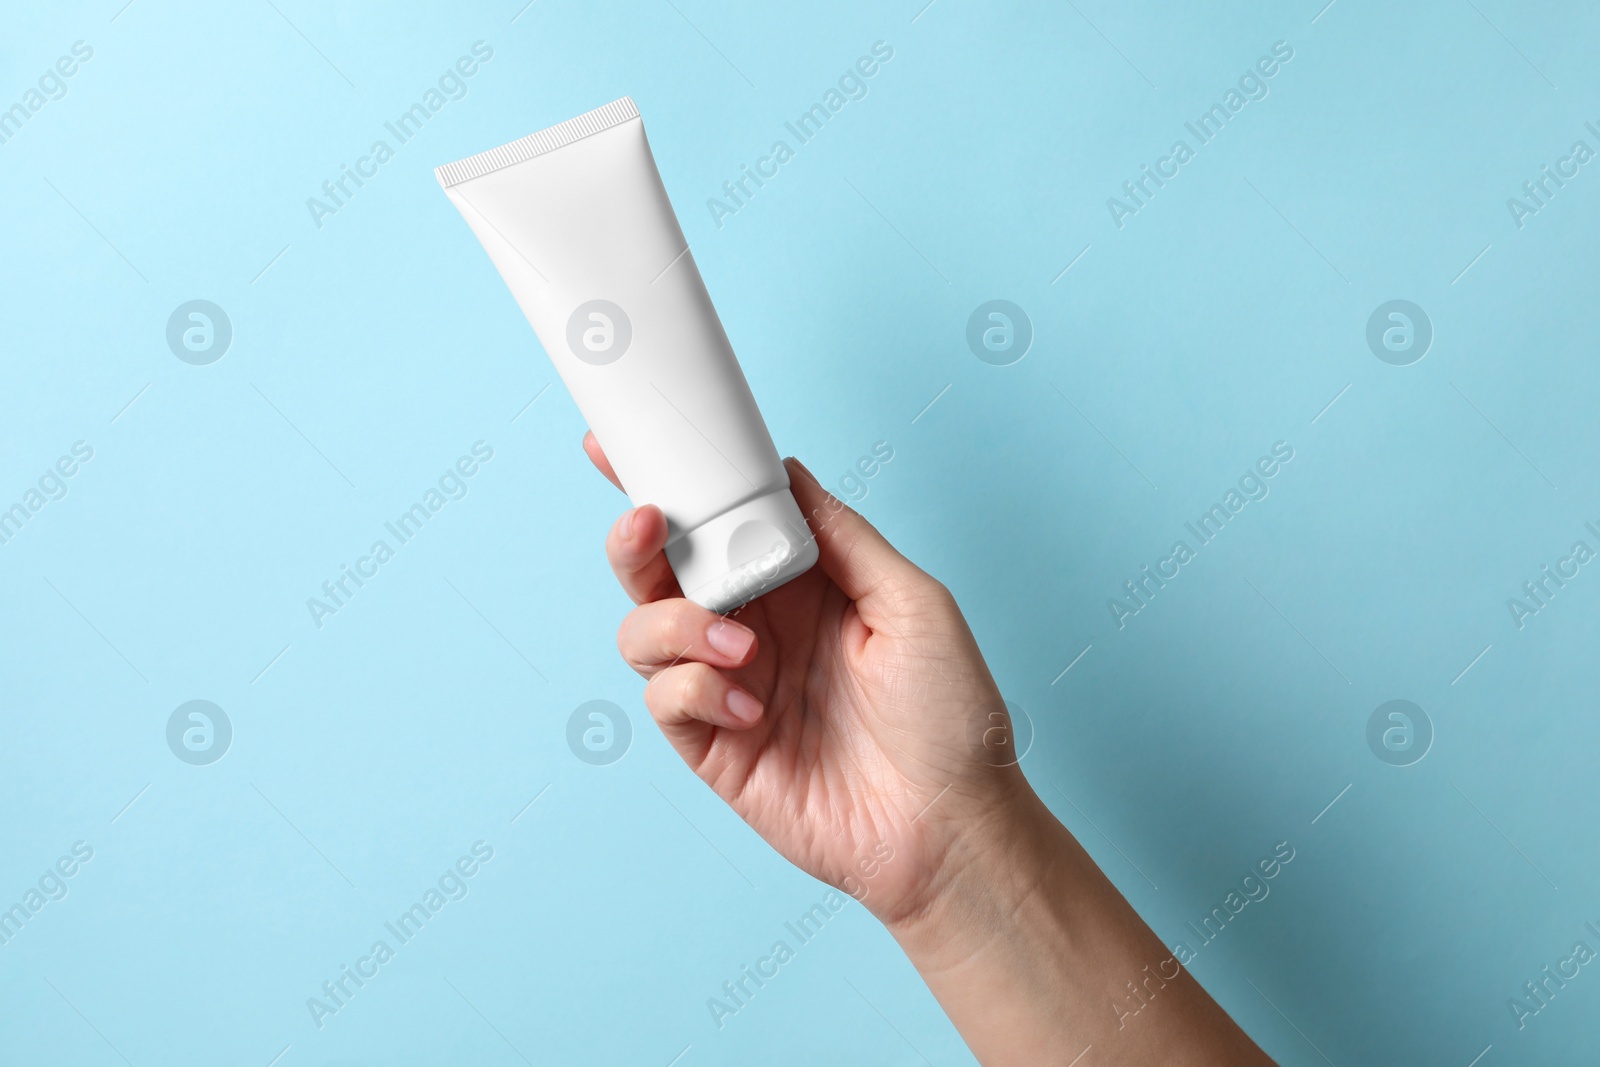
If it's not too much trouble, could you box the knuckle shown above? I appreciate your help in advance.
[895,574,955,615]
[658,606,699,657]
[678,662,718,709]
[642,670,675,720]
[616,614,650,668]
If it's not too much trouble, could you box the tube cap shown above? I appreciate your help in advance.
[667,488,820,613]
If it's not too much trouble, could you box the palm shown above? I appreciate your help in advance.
[587,438,1018,923]
[673,561,1007,921]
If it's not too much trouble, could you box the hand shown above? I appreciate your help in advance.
[583,432,1031,926]
[583,433,1269,1065]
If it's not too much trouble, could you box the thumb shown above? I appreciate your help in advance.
[784,457,938,618]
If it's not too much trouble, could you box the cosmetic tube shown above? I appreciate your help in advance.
[436,98,817,612]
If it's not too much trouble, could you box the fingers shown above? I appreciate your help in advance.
[583,431,624,491]
[588,434,680,604]
[606,504,682,604]
[646,661,765,733]
[619,600,757,676]
[623,602,764,760]
[784,457,940,617]
[591,431,683,605]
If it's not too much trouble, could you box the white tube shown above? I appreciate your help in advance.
[435,97,817,612]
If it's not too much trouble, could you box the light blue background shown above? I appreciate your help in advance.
[2,1,1596,1063]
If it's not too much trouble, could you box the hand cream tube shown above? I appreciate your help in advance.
[435,97,817,613]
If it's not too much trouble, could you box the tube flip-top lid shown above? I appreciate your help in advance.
[666,488,819,614]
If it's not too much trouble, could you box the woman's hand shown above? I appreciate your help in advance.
[584,433,1029,927]
[584,433,1270,1065]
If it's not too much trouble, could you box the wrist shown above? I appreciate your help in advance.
[883,780,1077,969]
[879,783,1269,1066]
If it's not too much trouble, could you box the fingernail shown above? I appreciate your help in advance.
[706,619,755,660]
[725,687,763,723]
[618,508,636,542]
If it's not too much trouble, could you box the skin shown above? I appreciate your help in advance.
[583,433,1272,1066]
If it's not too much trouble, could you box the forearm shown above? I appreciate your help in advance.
[886,789,1270,1066]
